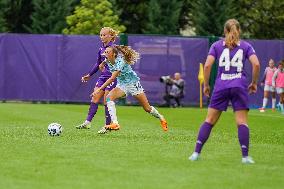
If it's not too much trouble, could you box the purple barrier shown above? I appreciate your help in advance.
[0,34,60,101]
[0,33,283,107]
[127,35,209,105]
[58,35,102,102]
[0,34,102,102]
[245,40,284,108]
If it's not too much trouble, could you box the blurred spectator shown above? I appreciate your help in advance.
[160,72,185,107]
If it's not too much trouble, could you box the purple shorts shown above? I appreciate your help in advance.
[95,77,117,91]
[209,87,249,112]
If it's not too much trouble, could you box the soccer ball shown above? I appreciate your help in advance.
[48,123,63,136]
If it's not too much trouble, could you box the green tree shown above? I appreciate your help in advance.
[188,0,237,36]
[187,0,284,39]
[143,0,183,35]
[4,0,33,33]
[178,0,192,31]
[0,16,7,32]
[110,0,148,34]
[0,0,9,32]
[237,0,284,39]
[63,0,125,35]
[111,0,190,34]
[24,0,78,34]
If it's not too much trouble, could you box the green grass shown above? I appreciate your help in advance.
[0,102,283,189]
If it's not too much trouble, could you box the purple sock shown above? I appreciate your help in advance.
[104,105,111,125]
[194,122,213,153]
[86,102,98,122]
[238,124,249,157]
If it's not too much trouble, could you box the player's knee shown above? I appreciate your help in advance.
[144,106,152,113]
[236,118,247,125]
[92,97,99,103]
[205,117,217,125]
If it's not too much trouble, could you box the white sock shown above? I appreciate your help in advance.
[107,100,118,124]
[150,106,164,120]
[84,120,91,124]
[262,98,268,108]
[272,98,276,109]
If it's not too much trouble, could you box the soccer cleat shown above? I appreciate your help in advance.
[189,152,200,161]
[75,121,91,129]
[97,126,109,134]
[160,119,168,131]
[258,107,265,112]
[242,156,255,164]
[271,108,276,112]
[105,123,120,130]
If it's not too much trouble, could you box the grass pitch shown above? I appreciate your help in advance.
[0,103,283,189]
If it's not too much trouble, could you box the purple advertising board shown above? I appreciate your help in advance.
[0,33,283,107]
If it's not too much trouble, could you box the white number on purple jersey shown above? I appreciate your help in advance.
[219,48,243,72]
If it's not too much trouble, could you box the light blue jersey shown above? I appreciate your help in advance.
[107,55,140,85]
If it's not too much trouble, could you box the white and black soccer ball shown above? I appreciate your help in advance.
[48,123,63,136]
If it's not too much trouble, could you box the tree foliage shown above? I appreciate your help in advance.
[111,0,186,34]
[188,0,237,36]
[3,0,34,33]
[63,0,126,35]
[178,0,192,31]
[142,0,183,35]
[0,0,9,32]
[237,0,284,39]
[24,0,77,34]
[188,0,284,39]
[109,0,148,34]
[0,0,282,39]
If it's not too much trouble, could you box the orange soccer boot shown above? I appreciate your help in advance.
[105,123,120,131]
[160,119,168,132]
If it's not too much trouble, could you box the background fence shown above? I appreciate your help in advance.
[0,33,283,107]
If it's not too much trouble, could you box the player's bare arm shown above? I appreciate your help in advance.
[203,55,215,97]
[92,70,120,96]
[248,54,260,94]
[99,60,107,71]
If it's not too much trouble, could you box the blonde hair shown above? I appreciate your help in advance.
[112,45,140,65]
[224,19,241,49]
[102,27,119,42]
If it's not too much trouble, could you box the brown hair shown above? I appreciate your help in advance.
[102,27,119,42]
[224,19,241,49]
[112,45,140,65]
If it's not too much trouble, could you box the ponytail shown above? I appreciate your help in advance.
[224,19,241,49]
[112,45,140,64]
[113,45,140,65]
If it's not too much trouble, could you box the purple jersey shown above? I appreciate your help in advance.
[88,41,114,79]
[208,40,256,92]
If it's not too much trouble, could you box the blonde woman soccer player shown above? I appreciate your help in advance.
[188,19,260,164]
[76,27,118,129]
[92,45,168,134]
[272,60,284,114]
[259,59,277,112]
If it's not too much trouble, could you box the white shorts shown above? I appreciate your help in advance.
[117,81,145,96]
[264,84,275,92]
[276,87,284,94]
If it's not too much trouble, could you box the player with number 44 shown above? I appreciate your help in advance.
[188,19,260,164]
